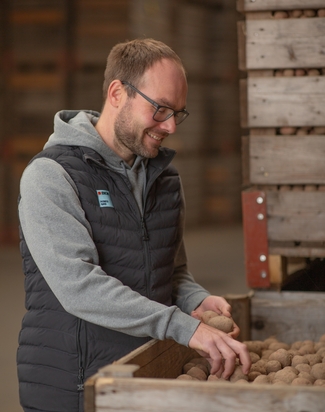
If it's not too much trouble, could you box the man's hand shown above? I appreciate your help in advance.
[188,322,251,379]
[191,295,240,338]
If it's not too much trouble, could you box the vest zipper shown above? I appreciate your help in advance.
[76,318,84,392]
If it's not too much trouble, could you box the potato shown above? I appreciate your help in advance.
[295,363,311,374]
[273,367,298,384]
[261,349,273,360]
[291,355,309,368]
[263,337,278,347]
[183,362,196,373]
[299,343,315,355]
[250,360,266,375]
[251,375,269,385]
[243,341,263,357]
[186,366,207,381]
[292,377,312,386]
[291,341,304,350]
[248,371,261,382]
[200,311,219,324]
[269,349,292,368]
[316,347,325,358]
[206,315,234,333]
[176,374,196,380]
[234,379,249,384]
[298,371,315,384]
[266,360,282,374]
[190,357,211,373]
[249,352,260,364]
[314,379,325,386]
[311,363,325,380]
[229,365,248,383]
[306,354,322,366]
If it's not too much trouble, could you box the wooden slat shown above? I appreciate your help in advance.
[93,376,325,412]
[113,339,197,379]
[251,290,325,343]
[245,18,325,69]
[247,135,325,185]
[10,10,65,25]
[266,190,325,242]
[247,76,325,127]
[237,0,325,12]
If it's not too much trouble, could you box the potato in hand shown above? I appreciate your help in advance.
[201,310,234,333]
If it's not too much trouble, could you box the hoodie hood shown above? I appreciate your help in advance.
[44,110,129,173]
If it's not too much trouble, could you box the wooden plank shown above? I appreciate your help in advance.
[268,255,287,287]
[247,135,325,185]
[224,293,252,342]
[266,190,325,242]
[247,76,325,127]
[251,290,325,343]
[237,0,325,12]
[237,21,246,71]
[93,376,325,412]
[246,18,325,69]
[269,241,325,257]
[113,339,197,379]
[239,79,248,128]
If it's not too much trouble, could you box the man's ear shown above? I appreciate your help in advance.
[107,80,125,108]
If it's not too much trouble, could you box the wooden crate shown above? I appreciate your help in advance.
[84,291,325,412]
[237,1,325,289]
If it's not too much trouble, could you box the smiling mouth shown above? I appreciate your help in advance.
[147,131,166,142]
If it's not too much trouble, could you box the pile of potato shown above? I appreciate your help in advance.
[176,311,325,386]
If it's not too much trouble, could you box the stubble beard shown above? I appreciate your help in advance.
[114,101,160,159]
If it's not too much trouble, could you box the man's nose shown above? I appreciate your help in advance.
[162,115,177,134]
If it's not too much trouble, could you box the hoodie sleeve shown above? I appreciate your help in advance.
[19,157,201,346]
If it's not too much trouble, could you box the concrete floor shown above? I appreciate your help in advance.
[0,225,249,412]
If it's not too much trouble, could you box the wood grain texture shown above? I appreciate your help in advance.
[247,135,325,185]
[251,290,325,343]
[94,377,325,412]
[266,190,325,242]
[246,18,325,69]
[247,76,325,127]
[237,0,325,12]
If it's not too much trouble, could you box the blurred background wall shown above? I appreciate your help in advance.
[0,0,243,244]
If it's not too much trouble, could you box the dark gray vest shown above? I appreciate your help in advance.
[17,145,182,412]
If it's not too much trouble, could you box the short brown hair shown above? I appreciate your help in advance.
[102,38,185,100]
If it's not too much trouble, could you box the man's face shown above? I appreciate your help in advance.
[113,58,188,162]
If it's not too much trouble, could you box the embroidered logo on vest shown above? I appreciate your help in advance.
[97,190,114,208]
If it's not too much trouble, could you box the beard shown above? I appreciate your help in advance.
[114,101,161,159]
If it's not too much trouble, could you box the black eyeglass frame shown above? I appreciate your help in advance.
[121,81,189,125]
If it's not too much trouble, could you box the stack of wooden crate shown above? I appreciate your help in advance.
[0,0,69,243]
[237,0,325,289]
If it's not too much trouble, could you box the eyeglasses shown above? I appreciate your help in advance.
[121,81,189,125]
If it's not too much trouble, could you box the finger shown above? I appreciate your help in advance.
[226,340,252,375]
[210,360,224,377]
[229,322,240,338]
[190,310,201,320]
[238,349,252,374]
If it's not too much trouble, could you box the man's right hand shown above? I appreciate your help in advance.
[188,322,251,379]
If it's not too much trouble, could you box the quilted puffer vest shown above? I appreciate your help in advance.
[17,145,182,412]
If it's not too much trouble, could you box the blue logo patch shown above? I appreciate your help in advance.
[97,190,113,208]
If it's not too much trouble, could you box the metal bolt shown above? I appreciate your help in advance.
[257,213,264,220]
[259,254,267,262]
[256,196,264,204]
[260,271,267,279]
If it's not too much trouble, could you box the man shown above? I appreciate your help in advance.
[17,38,250,412]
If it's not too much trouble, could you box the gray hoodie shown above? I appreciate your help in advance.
[18,110,210,346]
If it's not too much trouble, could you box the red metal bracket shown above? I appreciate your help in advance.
[242,190,270,288]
